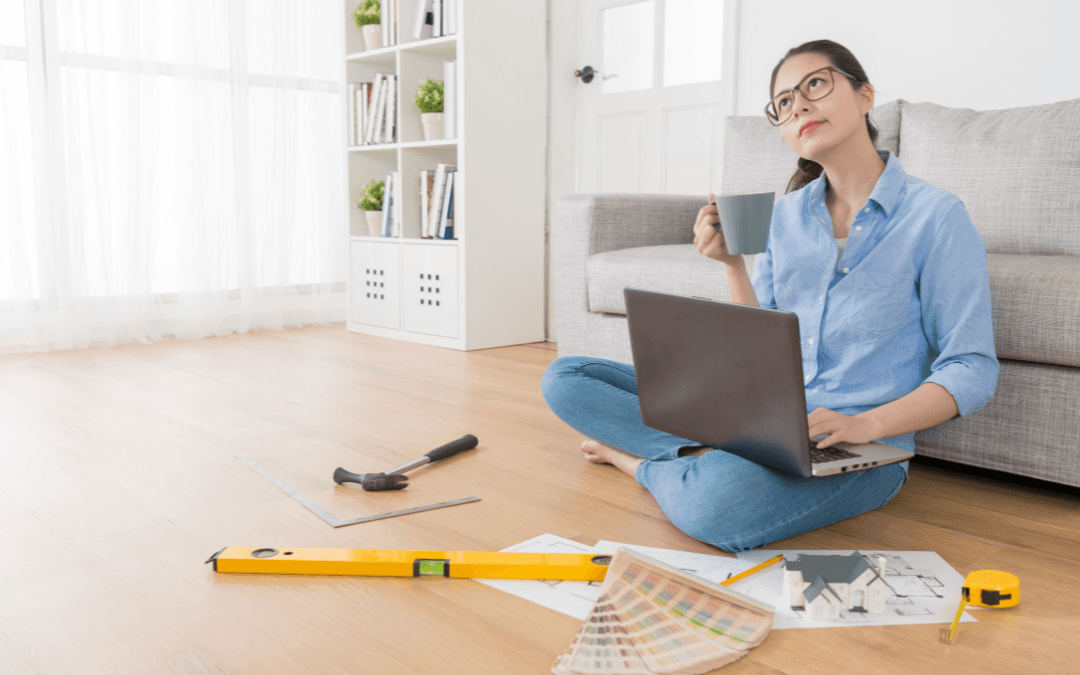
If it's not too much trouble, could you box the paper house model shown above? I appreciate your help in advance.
[783,551,888,619]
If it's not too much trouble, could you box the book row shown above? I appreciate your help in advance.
[412,0,457,42]
[348,74,397,147]
[376,162,457,240]
[373,0,458,50]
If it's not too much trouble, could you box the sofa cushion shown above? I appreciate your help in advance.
[587,245,759,313]
[987,253,1080,368]
[899,99,1080,255]
[586,246,1080,369]
[721,99,906,200]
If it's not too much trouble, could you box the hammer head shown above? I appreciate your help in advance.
[360,472,409,492]
[333,467,408,491]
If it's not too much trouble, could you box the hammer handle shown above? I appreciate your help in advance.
[386,434,478,474]
[425,434,478,462]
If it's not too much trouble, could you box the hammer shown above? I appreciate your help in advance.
[333,434,478,491]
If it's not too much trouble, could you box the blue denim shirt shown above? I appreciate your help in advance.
[751,149,1000,454]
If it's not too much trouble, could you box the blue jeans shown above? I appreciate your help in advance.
[541,356,908,553]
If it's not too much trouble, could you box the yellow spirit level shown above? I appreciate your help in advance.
[206,546,613,581]
[947,569,1021,643]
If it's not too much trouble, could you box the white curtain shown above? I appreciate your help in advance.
[0,0,348,354]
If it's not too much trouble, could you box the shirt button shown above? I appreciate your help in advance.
[842,267,850,273]
[808,338,815,345]
[819,295,824,301]
[820,202,825,207]
[864,207,870,213]
[855,226,862,231]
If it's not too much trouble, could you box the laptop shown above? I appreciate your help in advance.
[623,287,914,478]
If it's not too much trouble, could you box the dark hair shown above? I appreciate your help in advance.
[769,40,880,195]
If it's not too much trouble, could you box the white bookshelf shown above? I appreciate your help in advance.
[342,0,547,350]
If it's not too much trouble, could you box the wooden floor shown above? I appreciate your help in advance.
[1,325,1077,675]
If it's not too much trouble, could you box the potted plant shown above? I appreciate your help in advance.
[414,78,444,141]
[354,0,381,51]
[358,178,384,236]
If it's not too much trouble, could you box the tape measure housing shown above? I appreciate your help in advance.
[962,570,1021,608]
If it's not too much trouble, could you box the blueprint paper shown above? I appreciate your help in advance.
[734,549,978,629]
[476,535,755,620]
[474,534,608,620]
[591,540,755,586]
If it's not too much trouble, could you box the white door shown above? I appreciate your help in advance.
[574,0,731,196]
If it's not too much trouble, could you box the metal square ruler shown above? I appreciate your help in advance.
[234,452,480,528]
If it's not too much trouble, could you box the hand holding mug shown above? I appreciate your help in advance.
[693,192,744,266]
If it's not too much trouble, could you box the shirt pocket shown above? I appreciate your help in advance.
[844,271,916,339]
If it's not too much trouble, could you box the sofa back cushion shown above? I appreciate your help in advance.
[899,98,1080,255]
[721,99,905,201]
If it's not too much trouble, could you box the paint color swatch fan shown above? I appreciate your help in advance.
[552,547,775,675]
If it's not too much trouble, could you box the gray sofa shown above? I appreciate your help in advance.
[555,97,1080,488]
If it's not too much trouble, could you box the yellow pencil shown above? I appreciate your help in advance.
[721,554,786,586]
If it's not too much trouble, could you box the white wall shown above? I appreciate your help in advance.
[546,0,1080,342]
[734,0,1080,116]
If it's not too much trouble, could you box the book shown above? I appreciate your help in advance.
[359,83,368,145]
[443,61,455,139]
[447,0,455,35]
[380,171,392,237]
[389,0,396,46]
[384,4,393,47]
[412,0,431,41]
[428,163,457,237]
[365,73,385,144]
[420,170,435,238]
[393,171,401,236]
[551,547,775,675]
[433,0,442,37]
[347,83,356,146]
[438,171,454,239]
[383,74,396,144]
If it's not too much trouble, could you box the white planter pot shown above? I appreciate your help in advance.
[362,24,381,51]
[365,210,383,236]
[421,112,444,141]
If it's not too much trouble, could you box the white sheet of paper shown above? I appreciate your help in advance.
[473,534,608,620]
[475,535,756,620]
[591,540,755,586]
[734,549,978,629]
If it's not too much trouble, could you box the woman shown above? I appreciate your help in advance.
[541,40,999,553]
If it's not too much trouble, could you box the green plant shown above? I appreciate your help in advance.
[414,78,444,114]
[359,178,384,211]
[353,0,380,28]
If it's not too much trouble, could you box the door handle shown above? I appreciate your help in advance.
[574,65,619,84]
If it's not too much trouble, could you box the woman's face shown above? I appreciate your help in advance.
[772,53,873,163]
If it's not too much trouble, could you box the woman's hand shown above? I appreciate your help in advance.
[808,408,882,448]
[693,192,744,267]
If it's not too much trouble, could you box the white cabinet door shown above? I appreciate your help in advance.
[402,244,458,339]
[350,241,401,329]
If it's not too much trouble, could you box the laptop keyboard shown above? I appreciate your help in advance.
[808,439,861,464]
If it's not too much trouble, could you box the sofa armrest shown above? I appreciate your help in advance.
[554,193,703,356]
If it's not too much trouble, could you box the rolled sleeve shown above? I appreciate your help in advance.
[919,200,1000,417]
[751,238,777,310]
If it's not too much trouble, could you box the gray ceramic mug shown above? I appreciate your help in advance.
[711,191,775,255]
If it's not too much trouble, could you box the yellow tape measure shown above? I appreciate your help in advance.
[206,546,613,581]
[948,569,1021,643]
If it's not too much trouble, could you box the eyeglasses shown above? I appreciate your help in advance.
[765,66,857,126]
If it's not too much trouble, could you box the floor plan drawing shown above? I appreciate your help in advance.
[474,534,607,620]
[476,535,753,620]
[735,549,977,629]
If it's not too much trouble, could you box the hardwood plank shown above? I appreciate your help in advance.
[1,325,1077,674]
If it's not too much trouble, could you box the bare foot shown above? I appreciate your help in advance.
[580,440,644,479]
[581,439,615,464]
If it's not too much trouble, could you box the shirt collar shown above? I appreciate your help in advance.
[806,149,905,219]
